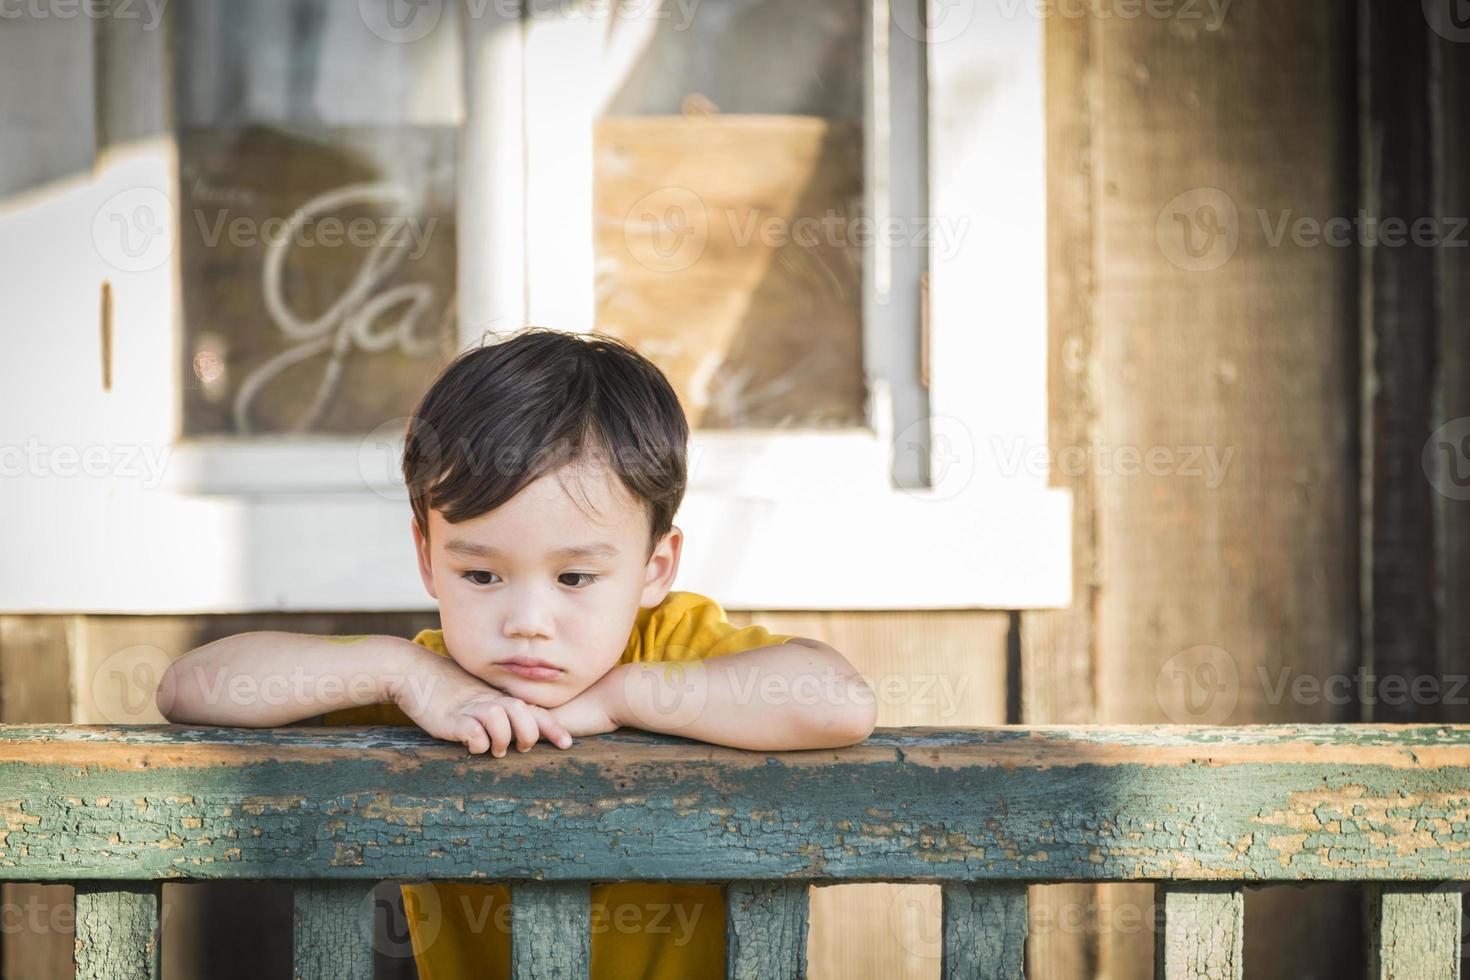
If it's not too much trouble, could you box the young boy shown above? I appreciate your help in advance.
[156,327,878,979]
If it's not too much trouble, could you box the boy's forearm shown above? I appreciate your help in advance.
[605,642,878,750]
[156,631,428,727]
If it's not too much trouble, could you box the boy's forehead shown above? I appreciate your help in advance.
[428,462,649,552]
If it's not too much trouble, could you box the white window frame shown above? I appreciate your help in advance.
[0,1,1068,614]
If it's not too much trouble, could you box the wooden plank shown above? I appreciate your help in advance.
[1024,4,1102,977]
[1357,0,1441,725]
[7,725,1470,883]
[1085,0,1361,977]
[0,616,76,980]
[1367,885,1461,980]
[74,882,161,980]
[510,881,589,979]
[292,881,372,980]
[1155,885,1243,980]
[748,609,1007,980]
[941,883,1026,980]
[727,881,809,980]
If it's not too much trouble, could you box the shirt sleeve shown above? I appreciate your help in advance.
[319,628,447,727]
[623,592,795,664]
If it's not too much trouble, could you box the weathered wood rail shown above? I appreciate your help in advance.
[2,724,1468,978]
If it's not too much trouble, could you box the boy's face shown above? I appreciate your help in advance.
[411,459,680,708]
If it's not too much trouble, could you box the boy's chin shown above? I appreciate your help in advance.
[491,675,583,709]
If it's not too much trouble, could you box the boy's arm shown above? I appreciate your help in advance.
[156,631,433,728]
[587,638,878,751]
[160,631,578,756]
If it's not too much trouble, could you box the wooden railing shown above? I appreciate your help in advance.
[2,724,1467,979]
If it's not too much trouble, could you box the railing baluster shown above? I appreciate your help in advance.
[511,881,590,979]
[1368,884,1462,980]
[726,881,809,980]
[73,882,161,980]
[941,882,1027,979]
[1154,884,1244,980]
[293,881,373,980]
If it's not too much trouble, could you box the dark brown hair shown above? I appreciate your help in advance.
[402,327,689,557]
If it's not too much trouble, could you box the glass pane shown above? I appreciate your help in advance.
[593,0,866,430]
[174,1,461,437]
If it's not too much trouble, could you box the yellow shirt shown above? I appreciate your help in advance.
[321,590,795,980]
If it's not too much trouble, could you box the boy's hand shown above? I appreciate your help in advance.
[392,650,573,756]
[547,667,624,738]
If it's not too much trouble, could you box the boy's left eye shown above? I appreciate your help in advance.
[559,572,598,588]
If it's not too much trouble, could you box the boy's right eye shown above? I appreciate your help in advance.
[462,570,499,586]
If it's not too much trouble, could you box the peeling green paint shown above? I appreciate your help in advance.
[5,725,1470,884]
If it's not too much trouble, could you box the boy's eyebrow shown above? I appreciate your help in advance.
[443,540,621,562]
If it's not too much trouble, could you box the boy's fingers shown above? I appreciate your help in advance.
[473,705,513,758]
[533,707,573,749]
[502,700,540,752]
[461,719,489,755]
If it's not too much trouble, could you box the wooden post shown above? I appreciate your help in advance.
[1155,885,1244,980]
[943,883,1027,980]
[292,881,372,980]
[727,881,809,980]
[510,881,590,979]
[74,883,161,980]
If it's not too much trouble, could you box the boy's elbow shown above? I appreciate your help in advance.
[843,678,879,743]
[156,662,189,723]
[812,676,878,747]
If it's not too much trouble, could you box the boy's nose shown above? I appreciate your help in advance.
[503,604,553,640]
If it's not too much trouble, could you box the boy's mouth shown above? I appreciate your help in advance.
[496,658,563,681]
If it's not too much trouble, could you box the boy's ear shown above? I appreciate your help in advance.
[639,524,682,607]
[411,517,438,600]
